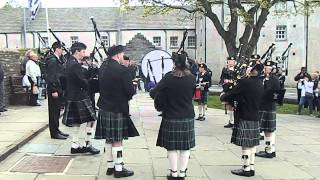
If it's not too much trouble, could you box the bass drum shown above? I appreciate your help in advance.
[141,50,173,83]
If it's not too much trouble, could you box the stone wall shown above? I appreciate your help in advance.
[0,50,22,106]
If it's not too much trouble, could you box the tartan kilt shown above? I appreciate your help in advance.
[62,98,97,127]
[94,109,139,143]
[156,118,195,150]
[231,119,260,147]
[259,110,276,132]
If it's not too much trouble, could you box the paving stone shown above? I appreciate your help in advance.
[203,166,264,180]
[125,149,151,164]
[195,136,227,151]
[193,150,239,166]
[66,156,101,175]
[257,161,313,179]
[18,144,59,154]
[281,135,320,145]
[0,173,38,180]
[277,151,320,166]
[36,175,96,180]
[299,166,320,179]
[124,137,148,149]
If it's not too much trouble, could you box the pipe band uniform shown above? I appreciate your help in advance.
[62,42,100,155]
[256,59,280,159]
[220,59,264,177]
[220,56,237,128]
[94,45,139,178]
[150,52,196,180]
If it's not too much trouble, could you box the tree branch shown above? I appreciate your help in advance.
[150,0,204,13]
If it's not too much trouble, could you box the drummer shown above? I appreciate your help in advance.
[195,63,211,121]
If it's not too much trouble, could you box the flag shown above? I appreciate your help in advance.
[29,0,41,20]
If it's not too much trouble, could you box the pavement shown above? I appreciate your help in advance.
[0,93,320,180]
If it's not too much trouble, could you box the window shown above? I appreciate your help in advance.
[41,37,49,48]
[70,36,79,44]
[199,29,202,47]
[188,36,196,47]
[153,36,161,47]
[276,25,287,41]
[101,35,108,46]
[170,36,178,47]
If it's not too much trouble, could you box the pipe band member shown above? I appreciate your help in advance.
[220,59,264,177]
[94,45,139,178]
[256,59,280,159]
[195,63,211,121]
[62,42,100,155]
[150,52,196,180]
[220,56,236,128]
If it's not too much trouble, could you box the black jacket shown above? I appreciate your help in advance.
[294,72,309,89]
[45,54,65,93]
[260,75,280,111]
[197,71,211,92]
[65,56,89,101]
[220,76,264,121]
[97,59,135,114]
[150,71,196,119]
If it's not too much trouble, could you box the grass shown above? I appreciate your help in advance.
[207,95,313,115]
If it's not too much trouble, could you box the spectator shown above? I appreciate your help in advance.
[297,74,314,115]
[0,62,7,113]
[312,72,319,114]
[294,67,309,104]
[26,51,41,106]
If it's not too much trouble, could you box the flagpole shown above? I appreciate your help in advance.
[45,0,51,46]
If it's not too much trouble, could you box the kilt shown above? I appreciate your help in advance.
[95,109,139,143]
[231,119,260,147]
[156,118,195,150]
[199,91,208,104]
[62,98,97,127]
[259,110,276,132]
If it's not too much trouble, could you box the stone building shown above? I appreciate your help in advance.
[0,7,196,62]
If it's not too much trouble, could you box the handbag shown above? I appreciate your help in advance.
[32,86,39,94]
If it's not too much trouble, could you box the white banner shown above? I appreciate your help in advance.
[29,0,41,20]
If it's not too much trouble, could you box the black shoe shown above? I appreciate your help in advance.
[114,167,134,178]
[251,170,255,176]
[255,150,276,158]
[70,147,86,154]
[195,116,202,120]
[83,145,100,154]
[167,176,181,180]
[224,123,234,128]
[0,108,7,112]
[199,116,206,121]
[59,131,69,137]
[231,169,254,177]
[106,168,115,175]
[51,133,67,140]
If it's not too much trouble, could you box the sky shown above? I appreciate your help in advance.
[0,0,121,8]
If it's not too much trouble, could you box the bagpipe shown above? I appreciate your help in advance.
[90,17,108,63]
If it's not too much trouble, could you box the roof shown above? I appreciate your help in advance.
[0,7,195,33]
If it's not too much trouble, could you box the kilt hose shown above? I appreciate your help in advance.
[231,119,260,147]
[62,98,97,127]
[95,109,139,143]
[157,118,195,150]
[259,110,276,132]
